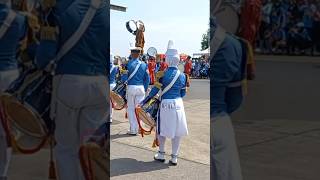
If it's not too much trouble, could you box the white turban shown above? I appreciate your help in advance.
[165,40,180,67]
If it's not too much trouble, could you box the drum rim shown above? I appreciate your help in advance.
[135,107,156,127]
[2,94,48,138]
[110,91,126,110]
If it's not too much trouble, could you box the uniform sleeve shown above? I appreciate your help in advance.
[143,66,150,91]
[141,77,160,105]
[211,37,241,116]
[180,74,187,98]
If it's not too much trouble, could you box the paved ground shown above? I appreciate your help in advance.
[110,79,210,180]
[6,55,320,180]
[233,55,320,180]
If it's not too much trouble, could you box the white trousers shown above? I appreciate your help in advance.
[0,69,19,178]
[158,135,182,156]
[127,85,145,133]
[211,114,243,180]
[159,98,188,139]
[110,83,116,122]
[52,75,108,180]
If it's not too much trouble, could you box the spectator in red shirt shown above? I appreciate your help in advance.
[148,56,156,85]
[184,56,193,76]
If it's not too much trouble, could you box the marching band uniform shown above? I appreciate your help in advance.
[211,20,244,180]
[109,53,119,123]
[142,42,188,165]
[160,59,168,71]
[184,57,192,76]
[35,0,108,179]
[0,1,27,179]
[124,47,150,135]
[148,56,156,85]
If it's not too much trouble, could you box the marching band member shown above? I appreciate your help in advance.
[124,47,150,135]
[210,18,244,180]
[160,57,168,71]
[0,0,27,178]
[148,56,156,85]
[184,56,192,77]
[141,41,188,165]
[35,0,108,179]
[109,52,119,123]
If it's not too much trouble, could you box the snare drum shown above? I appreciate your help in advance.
[135,97,160,135]
[0,68,53,154]
[110,82,127,110]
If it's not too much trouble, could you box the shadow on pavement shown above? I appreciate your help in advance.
[110,133,136,140]
[110,158,170,177]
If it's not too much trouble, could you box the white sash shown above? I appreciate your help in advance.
[210,26,226,60]
[47,0,102,71]
[159,70,181,99]
[126,61,141,83]
[0,10,16,39]
[110,65,115,74]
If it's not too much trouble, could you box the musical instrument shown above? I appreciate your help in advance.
[80,123,109,180]
[126,20,145,35]
[147,47,157,58]
[214,3,240,34]
[0,68,53,154]
[110,82,127,110]
[135,96,160,135]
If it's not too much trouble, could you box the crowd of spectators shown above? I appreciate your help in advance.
[256,0,320,55]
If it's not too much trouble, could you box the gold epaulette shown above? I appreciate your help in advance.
[155,71,164,81]
[154,82,162,89]
[120,69,128,74]
[40,26,57,41]
[27,14,40,32]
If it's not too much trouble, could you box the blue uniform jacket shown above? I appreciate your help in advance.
[35,0,109,76]
[124,58,149,91]
[109,64,119,84]
[0,4,27,71]
[146,67,186,101]
[210,34,244,117]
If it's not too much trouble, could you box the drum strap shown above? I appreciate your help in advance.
[47,0,102,72]
[0,10,16,39]
[110,65,115,74]
[210,26,226,58]
[159,70,181,99]
[126,61,141,83]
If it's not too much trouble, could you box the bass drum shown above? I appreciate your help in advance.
[135,97,160,135]
[110,82,127,110]
[215,3,240,34]
[0,68,53,154]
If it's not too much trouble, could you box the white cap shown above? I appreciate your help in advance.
[129,46,142,51]
[165,40,180,67]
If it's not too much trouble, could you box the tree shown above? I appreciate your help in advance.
[201,29,210,51]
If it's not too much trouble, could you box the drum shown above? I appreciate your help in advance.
[110,82,127,110]
[147,47,157,58]
[126,20,145,35]
[135,97,160,135]
[79,123,109,180]
[215,3,240,34]
[0,68,53,154]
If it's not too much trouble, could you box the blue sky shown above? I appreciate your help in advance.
[110,0,209,56]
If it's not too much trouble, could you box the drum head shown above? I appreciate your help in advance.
[110,91,126,110]
[215,4,239,34]
[1,94,47,138]
[10,126,48,154]
[126,20,137,35]
[147,47,157,57]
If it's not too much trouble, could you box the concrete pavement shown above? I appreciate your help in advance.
[110,79,210,180]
